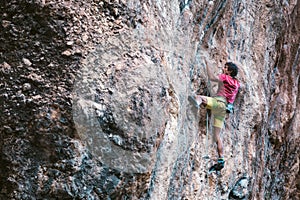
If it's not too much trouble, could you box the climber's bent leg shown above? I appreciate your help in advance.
[205,97,226,158]
[213,126,223,158]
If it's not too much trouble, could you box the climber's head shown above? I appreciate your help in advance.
[224,62,238,78]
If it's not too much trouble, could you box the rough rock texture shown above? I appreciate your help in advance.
[0,0,299,199]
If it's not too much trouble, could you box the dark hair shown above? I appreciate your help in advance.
[225,62,238,78]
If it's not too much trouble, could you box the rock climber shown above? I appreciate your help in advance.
[188,59,241,172]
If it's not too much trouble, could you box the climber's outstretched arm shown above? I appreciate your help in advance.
[203,59,219,82]
[238,65,247,81]
[237,65,247,92]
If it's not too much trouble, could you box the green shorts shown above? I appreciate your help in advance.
[206,96,227,128]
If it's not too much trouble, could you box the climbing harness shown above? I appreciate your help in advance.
[226,103,234,113]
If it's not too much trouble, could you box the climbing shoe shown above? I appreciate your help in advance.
[208,158,225,173]
[188,95,201,108]
[217,158,225,168]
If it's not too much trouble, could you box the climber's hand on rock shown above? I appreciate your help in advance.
[200,56,208,65]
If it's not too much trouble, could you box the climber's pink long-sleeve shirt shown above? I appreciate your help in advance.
[216,74,240,104]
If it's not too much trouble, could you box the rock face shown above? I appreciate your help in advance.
[0,0,299,199]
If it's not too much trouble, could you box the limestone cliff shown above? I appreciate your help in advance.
[0,0,299,199]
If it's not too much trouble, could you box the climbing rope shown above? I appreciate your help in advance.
[203,61,212,160]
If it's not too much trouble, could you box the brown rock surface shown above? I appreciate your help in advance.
[0,0,299,199]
